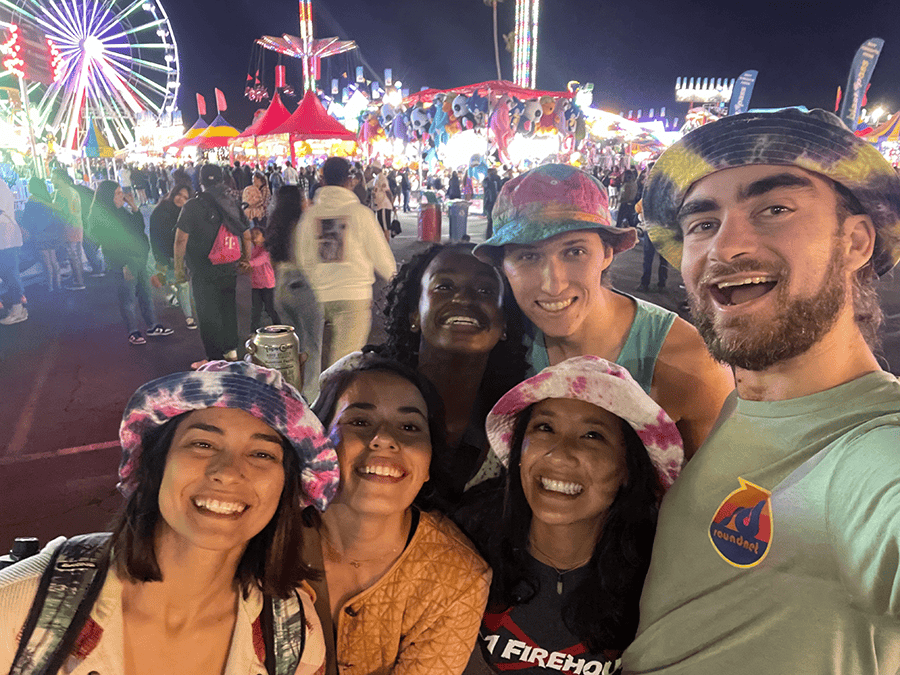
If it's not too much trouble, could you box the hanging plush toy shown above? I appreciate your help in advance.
[518,99,543,137]
[452,94,476,131]
[431,94,450,146]
[468,93,489,129]
[409,106,431,140]
[468,154,488,182]
[380,103,398,129]
[392,111,410,145]
[489,94,514,164]
[538,96,557,133]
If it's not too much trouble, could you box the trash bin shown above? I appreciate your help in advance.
[448,200,470,242]
[418,203,441,242]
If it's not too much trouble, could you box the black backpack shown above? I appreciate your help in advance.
[8,534,307,675]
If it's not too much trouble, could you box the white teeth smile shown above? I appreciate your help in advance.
[362,464,405,478]
[540,477,584,495]
[537,298,575,312]
[715,276,776,289]
[193,498,247,515]
[444,316,482,327]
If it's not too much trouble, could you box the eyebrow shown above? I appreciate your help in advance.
[531,410,614,429]
[185,422,282,445]
[431,267,498,280]
[678,173,815,223]
[344,402,428,420]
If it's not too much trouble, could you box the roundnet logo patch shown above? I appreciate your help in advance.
[708,478,773,568]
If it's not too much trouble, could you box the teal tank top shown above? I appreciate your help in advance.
[525,294,677,394]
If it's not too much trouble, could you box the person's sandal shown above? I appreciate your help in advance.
[147,324,174,336]
[129,332,146,345]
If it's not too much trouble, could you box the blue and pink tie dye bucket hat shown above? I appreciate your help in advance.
[119,360,339,511]
[473,163,638,263]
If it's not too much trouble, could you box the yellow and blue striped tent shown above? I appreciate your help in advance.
[864,110,900,145]
[83,120,115,158]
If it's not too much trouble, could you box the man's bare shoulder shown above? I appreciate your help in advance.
[653,316,735,457]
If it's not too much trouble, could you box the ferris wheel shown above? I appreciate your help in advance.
[0,0,180,150]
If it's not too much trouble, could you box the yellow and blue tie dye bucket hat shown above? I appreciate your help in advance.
[642,108,900,276]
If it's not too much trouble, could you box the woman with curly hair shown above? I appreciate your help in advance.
[324,242,530,504]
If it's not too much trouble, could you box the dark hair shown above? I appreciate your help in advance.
[486,404,660,652]
[108,412,316,599]
[163,184,192,204]
[89,179,121,227]
[322,156,351,186]
[266,185,303,264]
[833,179,883,350]
[253,171,268,188]
[310,354,449,512]
[380,242,530,419]
[28,177,51,203]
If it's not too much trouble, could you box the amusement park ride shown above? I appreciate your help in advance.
[0,0,179,163]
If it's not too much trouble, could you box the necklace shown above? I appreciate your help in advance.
[320,531,403,569]
[529,539,592,595]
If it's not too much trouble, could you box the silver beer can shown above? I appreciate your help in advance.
[245,325,302,390]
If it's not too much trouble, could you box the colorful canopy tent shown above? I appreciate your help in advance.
[863,110,900,144]
[403,80,575,105]
[164,117,209,152]
[181,114,242,151]
[237,92,293,138]
[83,120,115,158]
[268,90,356,140]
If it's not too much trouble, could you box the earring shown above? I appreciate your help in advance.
[501,330,508,340]
[410,321,418,332]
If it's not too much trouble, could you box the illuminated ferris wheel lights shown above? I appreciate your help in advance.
[82,35,102,58]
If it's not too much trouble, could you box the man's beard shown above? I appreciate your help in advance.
[688,243,847,372]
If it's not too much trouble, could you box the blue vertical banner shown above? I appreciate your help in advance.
[356,66,365,83]
[839,38,884,130]
[728,70,759,115]
[384,68,393,87]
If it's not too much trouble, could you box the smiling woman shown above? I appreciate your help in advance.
[307,354,491,675]
[0,360,340,675]
[457,356,683,674]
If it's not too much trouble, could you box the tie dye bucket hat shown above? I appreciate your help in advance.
[119,360,339,511]
[642,108,900,276]
[484,355,684,491]
[473,163,637,263]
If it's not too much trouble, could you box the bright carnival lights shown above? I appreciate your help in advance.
[257,1,357,93]
[513,0,539,89]
[0,0,181,150]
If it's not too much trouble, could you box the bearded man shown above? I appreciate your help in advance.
[623,109,900,673]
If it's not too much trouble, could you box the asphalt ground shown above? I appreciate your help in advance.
[1,204,899,551]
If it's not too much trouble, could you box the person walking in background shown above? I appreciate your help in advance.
[51,168,86,290]
[266,185,323,401]
[447,170,462,199]
[295,156,396,378]
[116,162,132,195]
[70,177,105,276]
[88,180,173,345]
[482,166,503,239]
[369,165,393,240]
[149,184,196,329]
[242,171,271,230]
[400,167,411,212]
[283,161,299,186]
[20,178,64,293]
[616,169,639,228]
[248,226,280,332]
[174,164,251,366]
[0,177,26,325]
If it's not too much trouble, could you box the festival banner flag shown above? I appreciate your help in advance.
[839,38,883,130]
[196,93,206,117]
[215,88,227,112]
[835,86,842,113]
[276,65,286,89]
[728,70,758,116]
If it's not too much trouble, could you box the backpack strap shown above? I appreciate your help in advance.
[262,591,307,675]
[9,533,112,675]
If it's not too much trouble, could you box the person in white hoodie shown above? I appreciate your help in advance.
[295,156,396,383]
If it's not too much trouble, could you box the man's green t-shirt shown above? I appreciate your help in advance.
[623,371,900,674]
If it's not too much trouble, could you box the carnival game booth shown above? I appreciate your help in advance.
[862,110,900,166]
[230,92,293,164]
[263,90,357,164]
[164,118,209,156]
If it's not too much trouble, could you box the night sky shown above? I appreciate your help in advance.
[165,0,900,128]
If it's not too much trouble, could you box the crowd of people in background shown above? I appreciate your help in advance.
[4,108,900,674]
